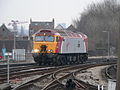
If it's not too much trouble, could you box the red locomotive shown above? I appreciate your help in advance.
[32,29,88,66]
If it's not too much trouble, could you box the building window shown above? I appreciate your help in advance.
[35,23,38,25]
[3,28,5,31]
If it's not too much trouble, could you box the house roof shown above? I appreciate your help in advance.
[0,24,12,33]
[66,24,77,31]
[0,24,14,40]
[55,24,64,30]
[33,29,87,40]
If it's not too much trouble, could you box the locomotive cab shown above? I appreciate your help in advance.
[32,31,61,54]
[32,30,62,64]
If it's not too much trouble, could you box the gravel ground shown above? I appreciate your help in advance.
[10,75,41,88]
[76,65,110,86]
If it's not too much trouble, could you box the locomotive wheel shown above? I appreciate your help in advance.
[76,54,80,64]
[38,59,43,65]
[48,59,52,66]
[80,55,84,64]
[69,55,74,64]
[56,55,61,66]
[45,59,49,66]
[34,57,38,63]
[34,57,42,65]
[66,55,70,65]
[84,54,88,62]
[73,55,77,64]
[59,56,64,65]
[64,56,67,65]
[52,57,57,66]
[60,55,65,65]
[41,58,45,66]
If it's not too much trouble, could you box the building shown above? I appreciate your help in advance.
[0,24,14,40]
[55,24,65,30]
[29,18,55,37]
[66,24,77,32]
[0,24,31,53]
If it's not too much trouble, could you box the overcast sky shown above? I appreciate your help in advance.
[0,0,103,28]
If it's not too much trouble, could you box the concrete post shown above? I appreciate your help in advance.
[116,44,120,90]
[98,85,100,90]
[101,85,104,90]
[7,55,9,84]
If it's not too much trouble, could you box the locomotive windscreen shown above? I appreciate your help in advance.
[35,35,54,42]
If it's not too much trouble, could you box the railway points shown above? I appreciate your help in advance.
[0,52,117,90]
[4,58,115,90]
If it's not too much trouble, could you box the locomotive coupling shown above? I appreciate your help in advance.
[40,45,47,52]
[32,44,54,53]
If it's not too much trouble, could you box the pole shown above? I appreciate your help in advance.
[101,85,104,90]
[98,85,100,90]
[103,31,110,59]
[14,31,16,49]
[116,17,120,90]
[7,55,10,84]
[13,22,17,49]
[108,31,110,60]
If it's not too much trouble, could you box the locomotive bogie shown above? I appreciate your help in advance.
[33,53,88,66]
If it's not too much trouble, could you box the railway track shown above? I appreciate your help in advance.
[0,65,63,84]
[13,64,84,90]
[52,63,110,90]
[0,65,41,75]
[105,64,117,79]
[0,63,37,68]
[12,59,116,90]
[0,57,116,90]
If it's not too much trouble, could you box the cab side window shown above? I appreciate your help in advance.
[56,36,59,42]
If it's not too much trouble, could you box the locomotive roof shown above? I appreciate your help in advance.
[33,29,87,40]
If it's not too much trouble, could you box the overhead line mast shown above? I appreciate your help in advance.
[8,20,28,49]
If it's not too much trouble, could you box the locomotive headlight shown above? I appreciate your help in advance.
[48,49,53,53]
[34,49,39,53]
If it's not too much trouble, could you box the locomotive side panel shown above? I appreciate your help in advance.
[61,37,87,53]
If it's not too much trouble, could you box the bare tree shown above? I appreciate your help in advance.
[73,0,120,55]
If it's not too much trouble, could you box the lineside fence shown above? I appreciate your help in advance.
[0,49,34,64]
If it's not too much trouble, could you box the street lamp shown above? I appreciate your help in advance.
[103,31,110,60]
[11,20,19,49]
[8,20,28,49]
[5,52,12,84]
[8,20,18,49]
